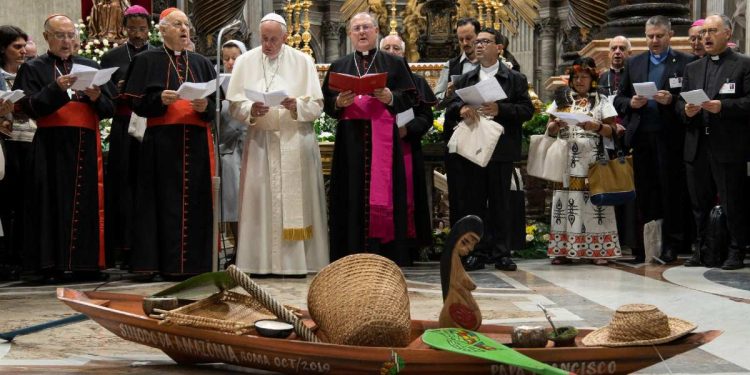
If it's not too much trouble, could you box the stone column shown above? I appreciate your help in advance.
[322,20,342,63]
[537,16,559,102]
[601,0,692,38]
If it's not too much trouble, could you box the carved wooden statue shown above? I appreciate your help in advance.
[439,215,483,330]
[88,0,130,43]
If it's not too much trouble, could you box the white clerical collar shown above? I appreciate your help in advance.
[481,61,500,75]
[710,55,720,61]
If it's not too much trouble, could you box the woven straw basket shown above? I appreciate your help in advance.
[156,290,278,335]
[307,254,411,347]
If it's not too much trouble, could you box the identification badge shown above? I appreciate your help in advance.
[669,77,682,88]
[720,82,736,94]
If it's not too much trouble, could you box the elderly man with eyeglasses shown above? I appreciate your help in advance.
[99,5,157,270]
[444,27,534,272]
[322,12,421,267]
[121,8,217,280]
[678,14,750,270]
[12,14,115,282]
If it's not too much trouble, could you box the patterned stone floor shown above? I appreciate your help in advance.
[0,258,748,374]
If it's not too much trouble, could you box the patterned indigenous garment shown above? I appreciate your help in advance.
[547,91,622,260]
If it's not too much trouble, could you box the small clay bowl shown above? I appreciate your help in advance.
[255,319,294,339]
[548,326,579,347]
[142,296,179,315]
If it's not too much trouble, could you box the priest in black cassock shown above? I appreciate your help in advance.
[99,5,155,268]
[13,15,115,279]
[122,8,216,278]
[322,12,419,266]
[380,34,436,260]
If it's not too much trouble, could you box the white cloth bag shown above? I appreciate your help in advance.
[541,137,567,183]
[127,112,147,142]
[643,219,662,263]
[447,117,504,167]
[526,132,555,178]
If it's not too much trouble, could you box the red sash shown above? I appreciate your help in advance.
[147,99,209,128]
[36,101,99,130]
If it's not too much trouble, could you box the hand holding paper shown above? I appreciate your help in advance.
[549,111,596,125]
[680,89,710,105]
[0,90,25,103]
[69,64,118,90]
[633,82,658,99]
[455,78,507,106]
[244,88,289,107]
[176,77,226,100]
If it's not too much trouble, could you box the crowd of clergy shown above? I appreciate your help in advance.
[0,5,748,283]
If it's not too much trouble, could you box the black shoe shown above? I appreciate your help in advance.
[462,255,485,271]
[494,257,517,271]
[684,253,703,267]
[721,249,745,270]
[658,249,676,263]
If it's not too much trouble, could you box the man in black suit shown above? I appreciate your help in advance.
[434,18,480,102]
[614,15,695,263]
[444,27,534,271]
[678,14,750,270]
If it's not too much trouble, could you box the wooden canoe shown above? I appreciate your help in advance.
[57,288,721,375]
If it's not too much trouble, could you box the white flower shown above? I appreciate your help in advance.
[78,49,83,55]
[103,39,109,46]
[78,18,84,23]
[94,48,101,54]
[93,39,100,44]
[103,47,109,53]
[74,23,79,28]
[542,234,550,241]
[112,43,118,48]
[525,234,534,242]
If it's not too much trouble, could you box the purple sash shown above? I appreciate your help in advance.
[342,96,397,242]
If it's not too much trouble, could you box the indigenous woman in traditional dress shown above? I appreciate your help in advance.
[545,57,622,265]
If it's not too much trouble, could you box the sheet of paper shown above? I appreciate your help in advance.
[680,89,710,105]
[244,88,289,107]
[176,78,220,100]
[396,108,414,127]
[633,82,658,99]
[220,73,231,93]
[0,90,24,103]
[69,65,118,90]
[455,78,507,105]
[549,111,596,125]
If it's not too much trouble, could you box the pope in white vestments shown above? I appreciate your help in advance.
[226,13,329,275]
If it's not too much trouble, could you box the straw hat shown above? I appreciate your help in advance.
[582,304,697,347]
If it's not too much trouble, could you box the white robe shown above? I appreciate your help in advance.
[227,45,329,275]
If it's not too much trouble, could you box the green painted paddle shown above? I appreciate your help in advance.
[422,328,573,375]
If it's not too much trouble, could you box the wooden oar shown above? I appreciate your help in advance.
[0,314,89,342]
[422,328,574,375]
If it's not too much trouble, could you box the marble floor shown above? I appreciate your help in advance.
[0,257,748,374]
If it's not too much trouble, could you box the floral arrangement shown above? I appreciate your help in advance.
[314,112,337,142]
[514,221,550,259]
[421,109,445,145]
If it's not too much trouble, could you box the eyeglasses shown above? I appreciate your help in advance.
[167,21,190,29]
[126,26,149,33]
[473,39,494,46]
[51,32,77,41]
[351,24,373,33]
[699,28,722,37]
